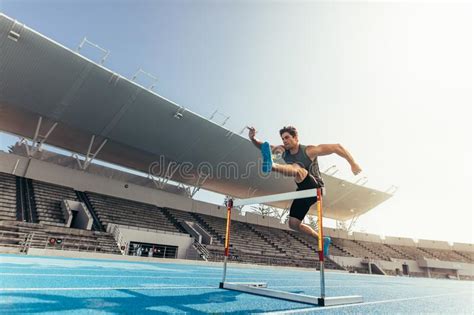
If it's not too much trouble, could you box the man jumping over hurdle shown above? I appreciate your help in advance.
[248,126,362,256]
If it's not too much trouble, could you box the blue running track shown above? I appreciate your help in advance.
[0,254,472,314]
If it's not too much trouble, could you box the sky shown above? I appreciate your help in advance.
[0,1,472,244]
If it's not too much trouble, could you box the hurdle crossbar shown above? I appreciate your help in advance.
[233,188,316,206]
[220,188,364,307]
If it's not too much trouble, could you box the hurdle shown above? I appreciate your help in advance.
[219,188,364,307]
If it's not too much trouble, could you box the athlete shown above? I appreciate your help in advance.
[248,126,362,256]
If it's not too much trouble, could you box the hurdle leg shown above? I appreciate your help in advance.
[221,199,233,285]
[316,188,363,306]
[317,188,326,304]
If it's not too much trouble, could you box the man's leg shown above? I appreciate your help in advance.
[289,216,331,256]
[272,164,308,183]
[289,217,318,239]
[260,142,307,181]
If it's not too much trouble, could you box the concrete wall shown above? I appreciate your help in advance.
[60,199,73,227]
[62,200,93,230]
[331,256,426,274]
[0,151,28,174]
[417,258,463,270]
[452,242,474,253]
[118,226,193,259]
[353,232,383,243]
[384,258,423,273]
[330,256,364,269]
[383,236,416,247]
[331,256,473,277]
[457,263,474,276]
[75,202,93,230]
[417,239,451,250]
[331,256,424,273]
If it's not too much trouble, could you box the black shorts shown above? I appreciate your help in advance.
[289,174,319,221]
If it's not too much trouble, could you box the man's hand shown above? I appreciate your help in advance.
[247,126,256,140]
[351,163,362,176]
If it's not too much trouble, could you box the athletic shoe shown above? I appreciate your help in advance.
[261,142,273,174]
[323,236,331,256]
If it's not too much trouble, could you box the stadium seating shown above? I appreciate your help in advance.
[383,244,435,260]
[416,247,472,263]
[331,238,388,261]
[0,220,120,254]
[0,172,472,279]
[32,180,77,225]
[0,172,16,221]
[86,192,182,233]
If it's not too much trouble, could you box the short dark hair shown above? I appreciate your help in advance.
[279,126,298,137]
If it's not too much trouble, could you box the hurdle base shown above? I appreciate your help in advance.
[219,282,267,289]
[317,295,364,306]
[220,282,363,307]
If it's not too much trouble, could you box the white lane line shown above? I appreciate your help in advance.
[1,273,469,290]
[0,273,324,281]
[0,285,215,292]
[0,272,327,283]
[261,291,473,314]
[0,273,305,281]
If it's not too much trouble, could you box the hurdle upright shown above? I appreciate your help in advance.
[219,188,364,307]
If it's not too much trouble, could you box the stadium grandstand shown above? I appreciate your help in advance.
[0,10,473,313]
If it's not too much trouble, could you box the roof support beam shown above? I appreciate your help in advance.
[73,135,107,170]
[19,116,58,158]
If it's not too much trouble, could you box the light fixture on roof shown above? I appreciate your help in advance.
[131,68,158,90]
[173,107,185,120]
[209,110,230,126]
[324,165,338,176]
[8,20,23,42]
[354,176,368,186]
[385,185,399,194]
[77,37,110,65]
[8,30,20,41]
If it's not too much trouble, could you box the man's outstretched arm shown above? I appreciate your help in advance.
[307,144,362,175]
[247,126,284,153]
[247,126,263,149]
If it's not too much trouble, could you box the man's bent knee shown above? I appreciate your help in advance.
[288,217,301,231]
[295,168,308,183]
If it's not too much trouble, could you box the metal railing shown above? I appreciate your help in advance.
[193,240,210,261]
[107,224,129,255]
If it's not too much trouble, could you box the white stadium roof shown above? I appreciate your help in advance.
[0,13,393,220]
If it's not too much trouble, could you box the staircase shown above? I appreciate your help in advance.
[190,213,225,244]
[245,223,286,254]
[353,240,390,261]
[186,240,209,261]
[454,250,473,263]
[160,208,188,234]
[384,244,414,260]
[75,191,105,232]
[363,259,387,275]
[417,247,437,259]
[285,230,353,258]
[16,177,38,223]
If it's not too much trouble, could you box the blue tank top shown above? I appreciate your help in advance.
[282,144,324,187]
